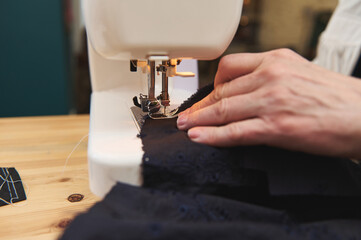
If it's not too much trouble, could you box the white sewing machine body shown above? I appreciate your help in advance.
[82,0,243,197]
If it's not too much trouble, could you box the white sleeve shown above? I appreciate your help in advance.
[313,0,361,76]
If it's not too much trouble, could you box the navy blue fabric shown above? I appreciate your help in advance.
[141,84,361,222]
[61,183,361,240]
[61,83,361,239]
[352,53,361,79]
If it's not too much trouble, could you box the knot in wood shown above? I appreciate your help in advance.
[58,218,72,228]
[68,193,84,203]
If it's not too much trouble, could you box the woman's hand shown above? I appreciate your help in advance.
[177,49,361,159]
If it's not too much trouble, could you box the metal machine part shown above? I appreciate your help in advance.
[148,60,156,100]
[130,105,180,133]
[130,106,147,132]
[148,107,180,120]
[131,57,195,119]
[160,60,170,108]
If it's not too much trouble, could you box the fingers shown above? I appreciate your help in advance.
[187,118,269,147]
[177,92,262,130]
[214,52,265,87]
[187,73,264,114]
[184,52,267,116]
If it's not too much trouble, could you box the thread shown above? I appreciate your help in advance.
[61,133,89,176]
[0,168,29,207]
[0,133,89,207]
[0,181,29,207]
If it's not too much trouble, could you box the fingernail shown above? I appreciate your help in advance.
[177,113,188,128]
[188,129,201,142]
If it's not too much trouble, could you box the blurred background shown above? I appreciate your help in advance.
[0,0,337,117]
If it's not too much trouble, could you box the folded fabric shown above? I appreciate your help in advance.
[61,182,361,240]
[0,167,27,206]
[61,83,361,239]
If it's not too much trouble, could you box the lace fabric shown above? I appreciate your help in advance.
[141,83,361,221]
[61,83,361,240]
[61,182,361,240]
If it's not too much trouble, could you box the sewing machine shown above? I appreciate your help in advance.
[82,0,243,197]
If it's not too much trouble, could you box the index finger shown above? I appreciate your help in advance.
[187,72,263,114]
[215,52,265,87]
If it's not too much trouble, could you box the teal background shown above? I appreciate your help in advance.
[0,0,72,117]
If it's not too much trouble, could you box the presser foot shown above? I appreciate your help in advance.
[148,106,179,119]
[130,105,180,132]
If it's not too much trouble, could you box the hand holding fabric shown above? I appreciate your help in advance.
[177,49,361,159]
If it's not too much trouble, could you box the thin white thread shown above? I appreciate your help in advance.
[0,175,7,190]
[1,168,18,204]
[0,180,29,207]
[0,168,29,207]
[9,181,29,207]
[61,133,89,175]
[0,198,11,205]
[0,168,10,198]
[0,134,89,207]
[7,169,19,202]
[0,169,10,204]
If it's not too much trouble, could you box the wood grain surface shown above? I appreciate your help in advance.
[0,115,99,240]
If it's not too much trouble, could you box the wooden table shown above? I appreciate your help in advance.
[0,115,99,240]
